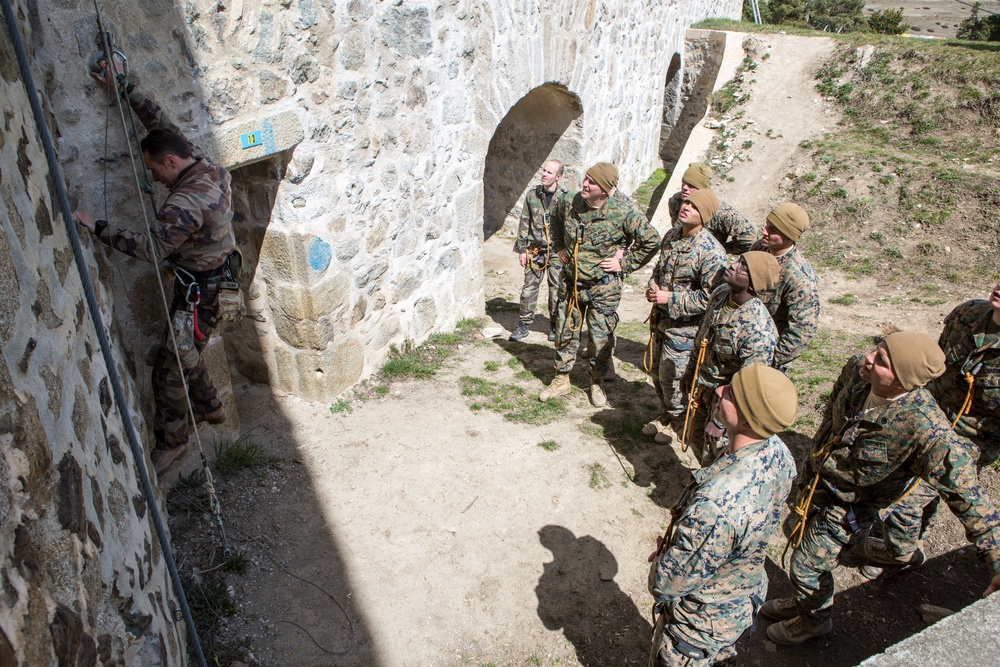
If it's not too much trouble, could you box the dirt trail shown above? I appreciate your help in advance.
[213,32,993,667]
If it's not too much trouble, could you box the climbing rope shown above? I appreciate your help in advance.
[0,2,208,664]
[643,306,657,373]
[952,372,975,428]
[566,236,584,333]
[782,435,842,566]
[93,2,231,562]
[679,339,709,452]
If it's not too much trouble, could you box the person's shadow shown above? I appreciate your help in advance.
[536,525,652,667]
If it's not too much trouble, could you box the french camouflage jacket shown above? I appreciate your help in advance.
[648,435,796,650]
[927,300,1000,464]
[650,226,727,348]
[513,185,572,254]
[688,285,777,389]
[550,192,661,284]
[96,90,236,272]
[749,242,820,369]
[668,191,757,255]
[812,355,1000,571]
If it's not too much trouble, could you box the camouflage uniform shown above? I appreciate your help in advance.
[788,355,1000,620]
[649,435,796,666]
[514,185,572,326]
[94,90,235,451]
[550,193,660,380]
[879,301,1000,558]
[649,227,727,422]
[668,192,756,255]
[748,242,819,370]
[684,286,777,462]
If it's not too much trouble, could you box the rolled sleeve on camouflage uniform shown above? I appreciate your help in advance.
[752,243,819,370]
[649,436,796,663]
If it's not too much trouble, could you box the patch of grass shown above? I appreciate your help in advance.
[184,576,237,628]
[214,433,277,477]
[802,172,818,183]
[460,376,567,424]
[883,246,903,260]
[633,168,670,218]
[222,551,250,574]
[380,325,474,381]
[506,357,525,370]
[329,398,352,415]
[832,187,848,199]
[483,360,500,373]
[869,230,885,241]
[829,293,858,306]
[538,440,560,452]
[587,462,611,490]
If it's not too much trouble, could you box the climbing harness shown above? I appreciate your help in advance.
[1,1,209,664]
[679,339,709,452]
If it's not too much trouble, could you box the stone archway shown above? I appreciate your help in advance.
[482,83,584,240]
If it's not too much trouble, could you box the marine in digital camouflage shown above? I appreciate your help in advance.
[514,184,572,326]
[749,241,819,370]
[550,192,660,378]
[650,226,727,420]
[788,354,1000,620]
[684,285,776,460]
[96,90,236,272]
[648,434,796,665]
[668,191,756,255]
[96,88,234,451]
[877,299,1000,562]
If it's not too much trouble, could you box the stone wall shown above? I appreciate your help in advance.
[35,0,740,405]
[0,5,184,663]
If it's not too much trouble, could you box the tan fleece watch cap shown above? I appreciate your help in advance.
[766,203,810,241]
[682,163,713,190]
[731,364,798,438]
[586,162,619,193]
[883,331,946,390]
[742,251,781,293]
[688,189,720,224]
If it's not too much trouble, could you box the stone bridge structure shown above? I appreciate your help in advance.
[0,0,737,662]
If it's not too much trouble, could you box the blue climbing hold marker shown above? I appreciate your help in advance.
[308,238,332,272]
[240,130,262,149]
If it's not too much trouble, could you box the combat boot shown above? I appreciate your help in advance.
[653,422,681,446]
[539,373,572,401]
[642,413,670,437]
[856,537,926,580]
[589,380,607,408]
[510,323,530,341]
[760,597,799,621]
[152,445,188,476]
[766,614,833,645]
[195,406,226,425]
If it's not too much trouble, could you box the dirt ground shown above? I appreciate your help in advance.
[174,32,999,667]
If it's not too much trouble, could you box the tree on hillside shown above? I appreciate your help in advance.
[763,0,806,24]
[956,2,1000,40]
[805,0,866,32]
[868,8,906,34]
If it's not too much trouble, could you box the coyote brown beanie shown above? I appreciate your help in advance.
[742,251,781,293]
[731,364,798,438]
[682,163,713,190]
[883,331,946,390]
[688,189,720,224]
[586,162,619,194]
[766,202,810,241]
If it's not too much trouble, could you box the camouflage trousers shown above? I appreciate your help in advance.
[555,278,621,379]
[790,502,874,619]
[651,599,751,667]
[652,334,694,421]
[518,250,564,325]
[152,277,223,451]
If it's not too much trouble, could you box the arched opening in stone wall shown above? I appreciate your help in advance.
[482,83,584,240]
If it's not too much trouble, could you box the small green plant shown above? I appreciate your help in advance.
[916,241,940,255]
[883,246,904,260]
[879,174,895,185]
[375,384,390,396]
[330,398,352,415]
[222,551,250,574]
[742,140,754,149]
[829,293,857,306]
[214,433,276,477]
[869,230,885,241]
[538,440,560,452]
[832,187,848,199]
[587,462,611,490]
[483,360,500,373]
[802,172,818,183]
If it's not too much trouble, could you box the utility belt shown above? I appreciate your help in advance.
[171,248,247,328]
[576,273,617,291]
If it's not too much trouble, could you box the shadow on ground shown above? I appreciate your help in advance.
[536,525,652,667]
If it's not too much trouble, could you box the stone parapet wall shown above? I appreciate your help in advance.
[0,7,183,663]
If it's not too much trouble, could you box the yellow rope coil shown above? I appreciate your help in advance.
[643,306,657,373]
[679,339,709,453]
[566,237,584,333]
[782,435,842,565]
[952,372,975,428]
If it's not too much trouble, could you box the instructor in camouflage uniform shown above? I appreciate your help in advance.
[511,160,572,343]
[666,163,756,255]
[540,162,660,407]
[681,252,780,465]
[763,332,1000,646]
[750,203,820,371]
[74,63,235,474]
[859,283,1000,578]
[647,364,797,667]
[643,189,727,446]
